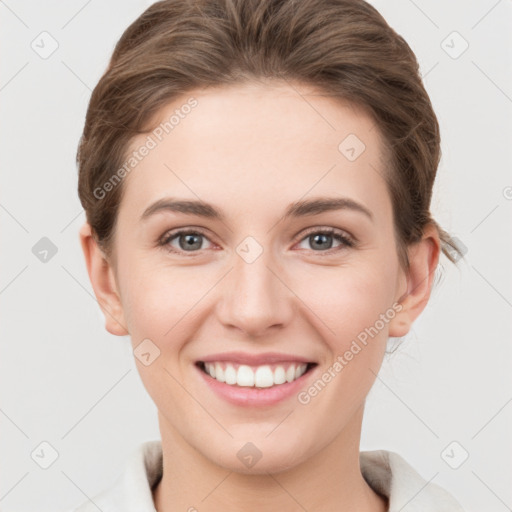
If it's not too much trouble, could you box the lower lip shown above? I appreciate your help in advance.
[196,365,315,407]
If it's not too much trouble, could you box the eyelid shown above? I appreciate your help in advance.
[295,226,356,245]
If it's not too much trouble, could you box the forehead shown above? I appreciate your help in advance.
[118,81,391,223]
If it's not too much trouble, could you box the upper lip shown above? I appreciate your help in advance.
[198,351,315,366]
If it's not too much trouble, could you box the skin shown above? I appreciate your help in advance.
[80,80,440,512]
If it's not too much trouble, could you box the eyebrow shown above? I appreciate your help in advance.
[140,196,373,222]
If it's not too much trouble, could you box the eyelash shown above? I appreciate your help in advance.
[158,227,356,256]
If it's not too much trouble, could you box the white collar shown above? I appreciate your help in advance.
[73,439,465,511]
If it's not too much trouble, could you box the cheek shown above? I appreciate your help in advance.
[298,261,398,345]
[119,265,201,409]
[120,262,202,339]
[293,268,395,421]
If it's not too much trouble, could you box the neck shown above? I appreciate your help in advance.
[153,406,388,512]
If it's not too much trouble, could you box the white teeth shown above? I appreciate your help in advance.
[203,362,309,388]
[295,364,307,379]
[214,362,225,383]
[237,365,255,387]
[224,364,237,385]
[274,366,286,385]
[254,365,274,388]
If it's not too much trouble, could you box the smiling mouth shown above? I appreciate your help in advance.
[196,361,317,388]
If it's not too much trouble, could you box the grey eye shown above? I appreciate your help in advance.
[296,230,351,252]
[308,233,335,250]
[162,230,212,253]
[175,233,205,251]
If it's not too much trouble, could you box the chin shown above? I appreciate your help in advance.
[197,433,310,475]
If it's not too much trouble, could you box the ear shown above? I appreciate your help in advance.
[79,222,129,336]
[388,223,441,338]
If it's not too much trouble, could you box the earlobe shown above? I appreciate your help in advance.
[388,224,441,338]
[79,222,129,336]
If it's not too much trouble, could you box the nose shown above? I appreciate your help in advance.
[215,243,294,338]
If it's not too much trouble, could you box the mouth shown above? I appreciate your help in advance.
[196,360,317,388]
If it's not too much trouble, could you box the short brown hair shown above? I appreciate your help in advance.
[77,0,462,268]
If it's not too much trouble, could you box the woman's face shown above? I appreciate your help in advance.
[99,81,411,472]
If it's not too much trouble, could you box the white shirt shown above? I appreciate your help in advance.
[70,440,465,511]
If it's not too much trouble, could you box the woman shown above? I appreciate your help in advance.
[73,0,465,510]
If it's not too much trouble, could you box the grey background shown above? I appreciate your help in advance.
[1,1,511,511]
